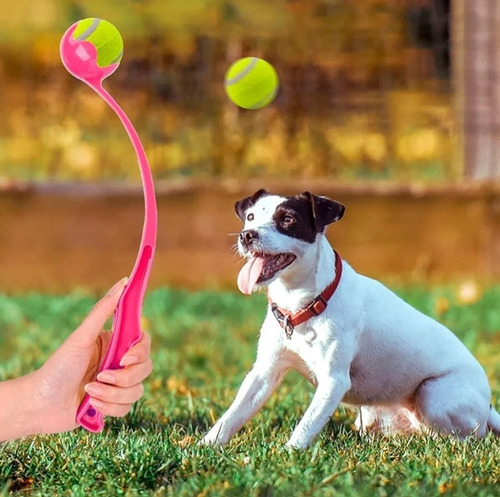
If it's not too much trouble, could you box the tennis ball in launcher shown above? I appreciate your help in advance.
[60,17,123,83]
[224,57,279,109]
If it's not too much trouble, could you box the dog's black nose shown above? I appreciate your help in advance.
[239,230,259,249]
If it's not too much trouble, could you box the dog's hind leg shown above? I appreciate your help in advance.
[415,371,492,438]
[487,405,500,436]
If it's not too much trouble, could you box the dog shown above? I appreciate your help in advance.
[202,189,500,449]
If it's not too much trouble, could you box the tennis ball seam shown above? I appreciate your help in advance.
[74,17,100,41]
[72,18,123,68]
[224,57,279,110]
[225,57,258,86]
[246,87,279,110]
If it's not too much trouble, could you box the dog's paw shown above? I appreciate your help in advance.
[199,435,220,447]
[199,426,225,447]
[284,439,308,451]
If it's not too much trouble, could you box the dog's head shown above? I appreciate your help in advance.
[234,189,345,294]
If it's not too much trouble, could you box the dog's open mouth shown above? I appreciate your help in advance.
[237,252,296,295]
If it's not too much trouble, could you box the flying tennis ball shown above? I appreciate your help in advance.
[224,57,279,110]
[72,18,123,68]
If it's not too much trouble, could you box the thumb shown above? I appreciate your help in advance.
[70,277,128,347]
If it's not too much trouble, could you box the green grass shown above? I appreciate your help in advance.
[1,285,499,496]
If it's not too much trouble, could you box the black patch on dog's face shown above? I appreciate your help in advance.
[273,191,345,243]
[235,189,268,221]
[273,196,318,243]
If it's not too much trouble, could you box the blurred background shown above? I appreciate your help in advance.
[2,4,500,493]
[0,0,499,292]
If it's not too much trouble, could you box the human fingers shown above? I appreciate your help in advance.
[84,381,144,406]
[97,358,153,388]
[87,398,133,418]
[119,332,152,367]
[70,278,128,347]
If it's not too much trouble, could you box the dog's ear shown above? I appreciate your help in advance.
[234,189,269,221]
[302,191,345,232]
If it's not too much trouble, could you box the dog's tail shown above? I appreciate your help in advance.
[487,405,500,436]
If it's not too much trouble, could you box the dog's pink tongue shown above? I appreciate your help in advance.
[237,256,266,295]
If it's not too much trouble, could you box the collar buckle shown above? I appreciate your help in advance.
[307,295,327,316]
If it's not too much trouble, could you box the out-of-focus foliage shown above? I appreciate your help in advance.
[0,0,454,183]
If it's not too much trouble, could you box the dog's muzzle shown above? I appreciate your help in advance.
[239,229,259,250]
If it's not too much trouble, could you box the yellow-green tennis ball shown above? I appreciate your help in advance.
[72,18,123,68]
[224,57,279,110]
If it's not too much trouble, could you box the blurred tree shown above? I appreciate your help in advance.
[0,0,455,183]
[460,0,500,180]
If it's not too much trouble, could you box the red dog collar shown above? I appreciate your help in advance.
[269,251,343,339]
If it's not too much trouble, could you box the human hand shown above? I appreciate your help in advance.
[30,278,153,435]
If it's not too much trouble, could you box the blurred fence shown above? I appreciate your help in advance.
[0,0,462,184]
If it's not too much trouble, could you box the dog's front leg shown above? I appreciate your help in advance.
[286,373,350,449]
[202,361,286,446]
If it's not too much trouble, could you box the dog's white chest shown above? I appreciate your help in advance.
[263,314,340,383]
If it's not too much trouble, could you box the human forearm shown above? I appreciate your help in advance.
[0,373,42,442]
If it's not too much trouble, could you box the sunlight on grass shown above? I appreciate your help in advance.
[0,285,499,496]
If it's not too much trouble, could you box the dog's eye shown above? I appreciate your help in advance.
[282,215,295,224]
[247,213,254,221]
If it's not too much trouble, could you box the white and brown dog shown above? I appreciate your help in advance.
[202,189,500,449]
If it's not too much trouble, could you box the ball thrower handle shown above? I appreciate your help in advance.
[75,82,157,433]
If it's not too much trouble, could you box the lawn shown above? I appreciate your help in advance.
[0,285,499,496]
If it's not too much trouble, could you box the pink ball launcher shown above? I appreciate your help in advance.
[60,21,157,433]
